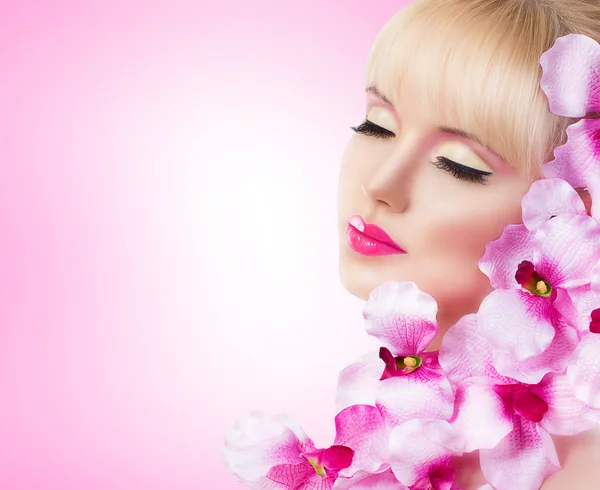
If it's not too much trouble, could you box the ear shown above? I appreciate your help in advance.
[575,187,592,216]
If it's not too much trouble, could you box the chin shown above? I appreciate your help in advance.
[338,250,384,301]
[338,245,493,324]
[339,266,370,301]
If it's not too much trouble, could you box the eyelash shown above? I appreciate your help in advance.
[430,157,490,184]
[350,120,395,139]
[350,120,492,184]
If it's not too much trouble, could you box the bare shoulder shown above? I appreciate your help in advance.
[541,426,600,490]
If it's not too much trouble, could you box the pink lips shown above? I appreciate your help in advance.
[346,215,406,256]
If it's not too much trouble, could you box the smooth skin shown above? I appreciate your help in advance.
[337,85,600,488]
[338,85,531,345]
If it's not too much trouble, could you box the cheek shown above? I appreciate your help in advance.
[431,199,520,256]
[414,181,526,307]
[417,170,526,258]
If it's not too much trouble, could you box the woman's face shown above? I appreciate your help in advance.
[338,84,534,327]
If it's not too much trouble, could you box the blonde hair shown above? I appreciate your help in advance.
[366,0,600,181]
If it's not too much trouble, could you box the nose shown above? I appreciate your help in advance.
[361,145,418,213]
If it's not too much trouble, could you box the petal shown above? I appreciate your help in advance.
[222,412,315,486]
[593,261,600,293]
[388,419,464,487]
[322,446,354,472]
[363,281,439,356]
[439,314,508,387]
[534,372,600,435]
[543,118,600,203]
[333,469,407,490]
[479,419,560,490]
[540,33,600,116]
[521,178,587,232]
[590,176,600,220]
[479,224,535,289]
[566,333,600,409]
[335,352,382,412]
[376,353,454,425]
[379,346,397,374]
[534,214,600,289]
[267,463,335,490]
[491,309,579,384]
[560,285,600,335]
[450,377,514,452]
[478,289,555,361]
[334,405,388,478]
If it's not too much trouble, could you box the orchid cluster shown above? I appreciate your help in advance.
[222,34,600,490]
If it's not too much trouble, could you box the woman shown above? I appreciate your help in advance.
[338,0,600,487]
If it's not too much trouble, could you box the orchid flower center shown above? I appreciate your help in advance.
[412,465,455,490]
[301,445,354,478]
[429,465,456,490]
[493,383,548,423]
[515,260,553,297]
[590,309,600,334]
[378,346,422,380]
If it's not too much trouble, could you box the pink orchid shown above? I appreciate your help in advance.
[440,315,600,490]
[477,211,600,383]
[544,118,600,219]
[590,309,600,334]
[222,405,389,490]
[521,178,590,232]
[566,329,600,409]
[540,34,600,118]
[539,33,600,218]
[388,419,465,490]
[522,179,600,331]
[593,261,600,293]
[332,469,407,489]
[335,282,454,426]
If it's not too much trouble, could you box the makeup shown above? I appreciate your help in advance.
[346,215,407,256]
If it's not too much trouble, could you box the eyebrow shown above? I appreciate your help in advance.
[365,86,507,162]
[366,86,393,105]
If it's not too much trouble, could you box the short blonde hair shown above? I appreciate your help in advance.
[366,0,600,181]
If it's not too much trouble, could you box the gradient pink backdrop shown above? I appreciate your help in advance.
[0,1,411,488]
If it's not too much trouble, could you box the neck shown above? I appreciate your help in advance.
[427,307,469,351]
[552,425,600,463]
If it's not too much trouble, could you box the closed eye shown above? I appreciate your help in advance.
[351,120,491,184]
[350,120,395,139]
[431,156,492,184]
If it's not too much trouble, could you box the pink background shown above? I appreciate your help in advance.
[0,1,411,488]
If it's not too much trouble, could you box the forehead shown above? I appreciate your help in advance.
[364,2,551,174]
